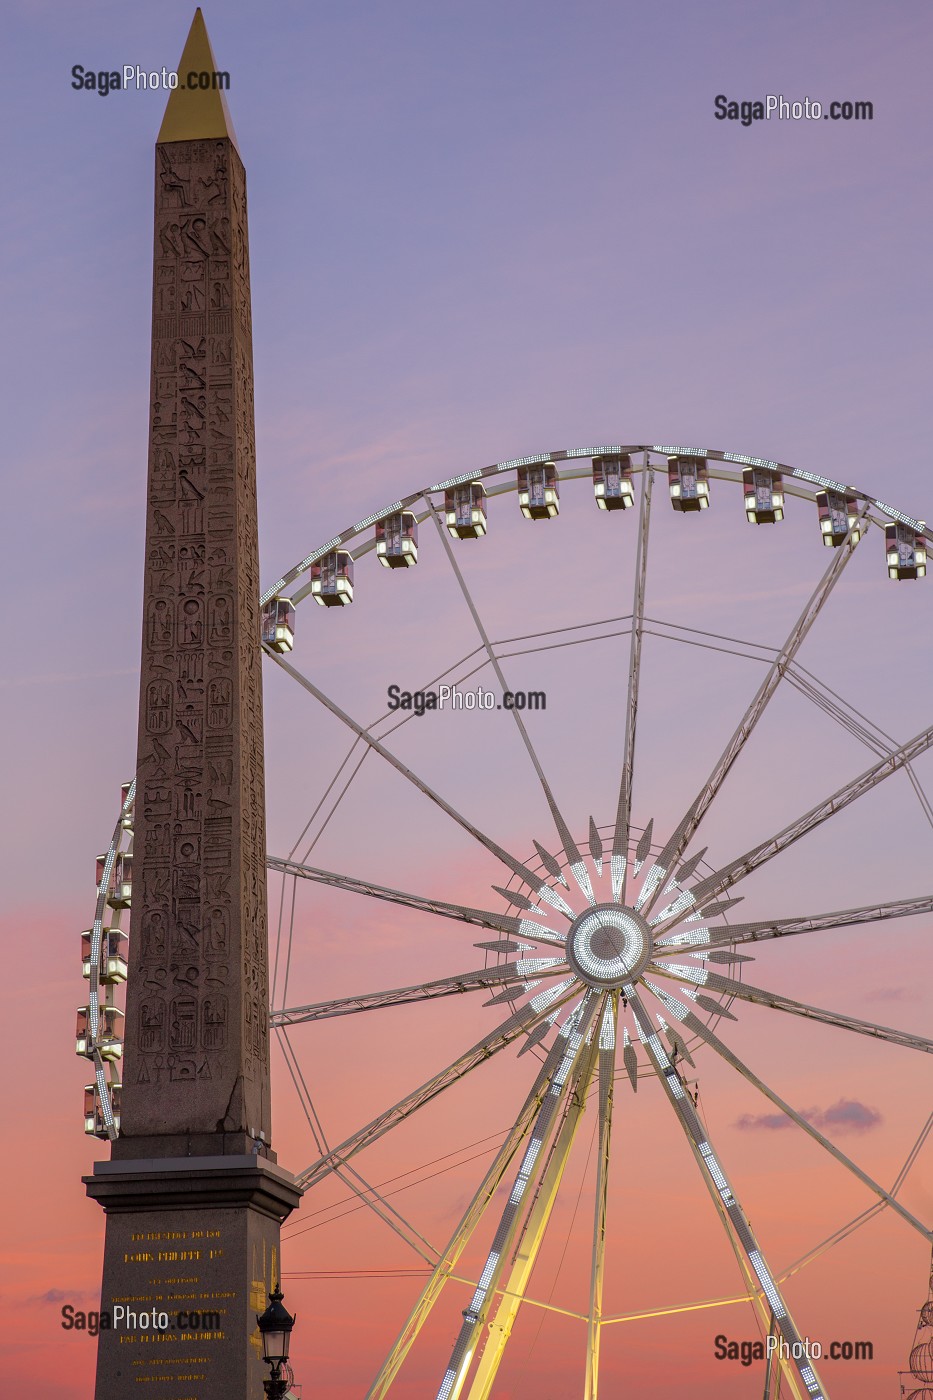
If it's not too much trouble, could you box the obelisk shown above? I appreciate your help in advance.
[85,13,300,1398]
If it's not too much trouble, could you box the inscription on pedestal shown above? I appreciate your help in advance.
[93,1195,283,1400]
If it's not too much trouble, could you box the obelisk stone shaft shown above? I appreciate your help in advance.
[116,127,271,1156]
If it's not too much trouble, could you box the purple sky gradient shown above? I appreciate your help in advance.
[2,2,932,1396]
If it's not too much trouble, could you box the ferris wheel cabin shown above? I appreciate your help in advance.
[743,467,784,523]
[375,511,419,568]
[75,1004,124,1060]
[84,1082,120,1138]
[444,482,487,538]
[261,597,296,652]
[668,455,709,511]
[81,928,128,984]
[97,852,133,909]
[309,550,355,606]
[816,489,860,546]
[592,454,635,510]
[886,522,927,580]
[518,462,560,519]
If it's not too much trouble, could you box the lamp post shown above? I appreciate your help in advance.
[257,1283,296,1399]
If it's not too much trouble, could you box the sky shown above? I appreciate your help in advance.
[2,1,932,1396]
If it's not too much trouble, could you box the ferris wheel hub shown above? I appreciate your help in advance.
[565,903,653,988]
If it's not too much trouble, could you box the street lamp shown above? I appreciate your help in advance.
[256,1282,296,1399]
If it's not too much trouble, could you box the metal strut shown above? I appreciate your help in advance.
[641,511,868,919]
[431,995,602,1400]
[627,985,829,1399]
[612,455,653,903]
[465,1003,606,1398]
[365,996,595,1400]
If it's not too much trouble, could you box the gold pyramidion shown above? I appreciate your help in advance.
[157,8,239,151]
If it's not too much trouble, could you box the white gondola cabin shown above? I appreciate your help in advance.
[816,489,860,546]
[119,780,134,830]
[886,522,927,580]
[444,482,487,539]
[309,550,354,606]
[97,851,133,908]
[668,456,709,511]
[76,1005,124,1060]
[518,463,559,519]
[375,511,418,568]
[262,597,296,652]
[592,454,634,510]
[81,928,128,984]
[743,467,784,524]
[84,1083,121,1137]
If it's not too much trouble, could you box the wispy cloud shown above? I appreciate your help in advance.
[865,986,922,1003]
[19,1287,99,1308]
[735,1098,882,1136]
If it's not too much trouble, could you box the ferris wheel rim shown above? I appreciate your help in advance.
[259,442,928,608]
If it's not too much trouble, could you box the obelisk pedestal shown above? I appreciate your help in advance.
[85,13,299,1398]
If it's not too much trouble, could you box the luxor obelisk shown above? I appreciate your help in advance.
[85,13,300,1397]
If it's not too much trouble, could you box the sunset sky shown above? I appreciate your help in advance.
[2,2,932,1396]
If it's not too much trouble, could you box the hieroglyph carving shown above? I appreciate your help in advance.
[124,137,270,1139]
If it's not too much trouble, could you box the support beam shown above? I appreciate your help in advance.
[466,1005,604,1399]
[612,458,653,903]
[626,986,828,1399]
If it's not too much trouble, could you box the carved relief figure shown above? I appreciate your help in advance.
[139,999,166,1051]
[179,596,204,646]
[148,598,174,649]
[208,595,232,644]
[169,996,198,1049]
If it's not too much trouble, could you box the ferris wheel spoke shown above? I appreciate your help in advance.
[431,994,602,1400]
[366,996,598,1400]
[653,718,933,930]
[653,892,933,953]
[626,987,830,1400]
[650,963,933,1055]
[642,517,867,918]
[265,646,546,895]
[296,980,581,1189]
[612,457,653,903]
[647,983,932,1242]
[277,1027,439,1265]
[427,501,588,893]
[466,1000,606,1399]
[585,997,618,1400]
[267,855,529,936]
[272,960,569,1027]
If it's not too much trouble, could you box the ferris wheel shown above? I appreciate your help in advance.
[83,446,933,1398]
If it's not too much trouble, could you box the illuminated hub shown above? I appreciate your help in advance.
[566,904,653,988]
